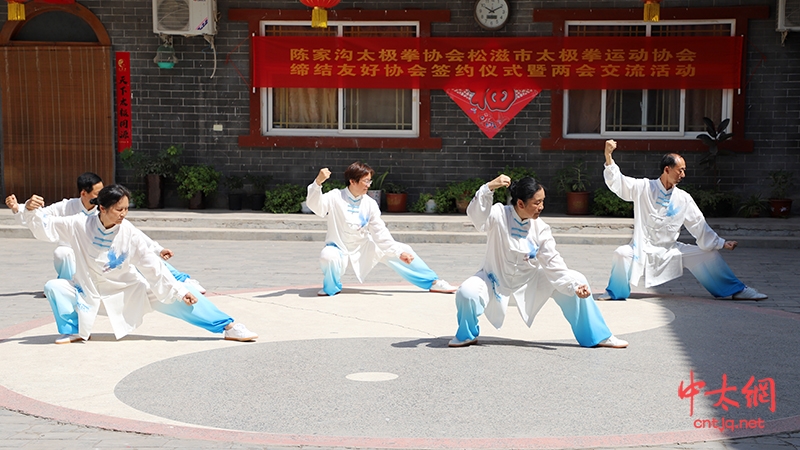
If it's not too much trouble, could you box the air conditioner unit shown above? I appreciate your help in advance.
[153,0,216,36]
[777,0,800,32]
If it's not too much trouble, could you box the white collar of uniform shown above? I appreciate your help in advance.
[510,205,530,226]
[93,215,121,234]
[345,188,363,202]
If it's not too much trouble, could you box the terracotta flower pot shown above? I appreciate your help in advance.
[145,174,164,209]
[188,192,205,210]
[566,191,590,215]
[456,198,470,214]
[385,193,408,212]
[769,198,792,218]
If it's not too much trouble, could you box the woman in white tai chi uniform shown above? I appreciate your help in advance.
[306,161,456,297]
[20,184,257,344]
[6,172,205,293]
[449,174,627,349]
[601,139,767,301]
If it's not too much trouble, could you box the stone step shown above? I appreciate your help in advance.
[3,210,800,247]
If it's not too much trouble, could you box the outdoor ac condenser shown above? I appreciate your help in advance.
[152,0,216,36]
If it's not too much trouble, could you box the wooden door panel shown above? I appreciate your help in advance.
[1,46,114,203]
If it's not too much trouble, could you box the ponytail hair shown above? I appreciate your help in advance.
[509,177,545,205]
[94,184,131,209]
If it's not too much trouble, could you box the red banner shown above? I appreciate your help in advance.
[253,36,742,91]
[115,52,132,153]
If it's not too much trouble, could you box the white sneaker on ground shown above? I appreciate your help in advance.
[223,323,258,342]
[731,286,768,301]
[55,334,84,345]
[184,278,206,294]
[448,337,478,347]
[595,292,625,301]
[430,279,457,294]
[595,335,628,349]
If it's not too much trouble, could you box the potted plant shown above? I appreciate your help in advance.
[555,160,591,215]
[176,164,221,209]
[738,194,769,218]
[697,117,733,185]
[410,193,436,214]
[768,170,794,218]
[383,182,408,213]
[264,183,306,213]
[435,178,484,214]
[245,174,272,211]
[681,184,740,217]
[591,187,633,218]
[366,169,389,209]
[223,175,246,211]
[119,145,181,209]
[493,166,539,205]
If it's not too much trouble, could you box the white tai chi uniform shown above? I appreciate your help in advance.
[15,197,195,282]
[14,198,93,279]
[603,162,745,299]
[453,184,613,347]
[21,209,233,339]
[306,182,439,296]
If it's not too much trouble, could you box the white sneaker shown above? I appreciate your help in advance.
[430,279,457,293]
[596,335,628,348]
[184,278,206,294]
[448,337,478,347]
[731,286,767,301]
[223,323,258,342]
[55,334,84,345]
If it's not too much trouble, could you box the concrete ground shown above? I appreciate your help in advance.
[0,233,799,449]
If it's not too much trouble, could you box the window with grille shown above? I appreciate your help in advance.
[564,21,734,139]
[260,22,419,138]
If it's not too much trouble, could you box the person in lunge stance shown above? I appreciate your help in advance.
[6,172,206,293]
[306,161,457,296]
[448,174,627,349]
[19,185,257,344]
[601,139,767,301]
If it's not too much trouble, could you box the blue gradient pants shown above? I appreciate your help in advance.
[454,275,612,347]
[605,243,746,299]
[319,243,439,296]
[53,246,76,280]
[42,279,232,336]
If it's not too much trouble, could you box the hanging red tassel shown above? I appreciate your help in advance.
[643,0,661,22]
[7,0,25,21]
[298,0,341,28]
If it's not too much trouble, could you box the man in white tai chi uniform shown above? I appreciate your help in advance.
[306,161,456,296]
[6,172,206,293]
[601,139,767,301]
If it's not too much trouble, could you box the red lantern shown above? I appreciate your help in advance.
[299,0,341,28]
[643,0,661,22]
[7,0,25,21]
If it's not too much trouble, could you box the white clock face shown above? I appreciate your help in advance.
[475,0,509,31]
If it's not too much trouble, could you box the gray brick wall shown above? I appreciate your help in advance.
[2,0,798,212]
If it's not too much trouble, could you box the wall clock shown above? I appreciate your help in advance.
[474,0,510,31]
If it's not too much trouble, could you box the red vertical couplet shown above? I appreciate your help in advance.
[115,52,132,153]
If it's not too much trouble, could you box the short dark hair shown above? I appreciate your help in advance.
[91,184,131,209]
[77,172,102,194]
[510,177,545,205]
[344,161,375,186]
[660,153,682,174]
